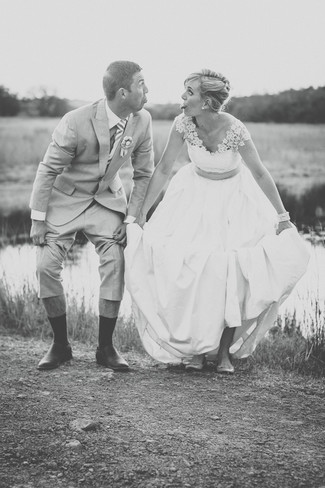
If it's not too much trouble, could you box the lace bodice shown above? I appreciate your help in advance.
[175,114,251,173]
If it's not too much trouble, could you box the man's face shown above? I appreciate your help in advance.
[125,71,148,112]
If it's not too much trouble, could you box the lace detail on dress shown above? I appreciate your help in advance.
[175,114,250,153]
[218,122,251,152]
[175,114,201,147]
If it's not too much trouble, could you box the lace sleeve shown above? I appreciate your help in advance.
[219,120,251,152]
[238,121,251,146]
[175,114,186,136]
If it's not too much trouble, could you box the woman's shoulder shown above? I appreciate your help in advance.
[174,113,194,134]
[218,112,245,129]
[217,113,251,150]
[222,113,250,134]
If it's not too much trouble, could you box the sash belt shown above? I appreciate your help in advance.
[194,165,241,180]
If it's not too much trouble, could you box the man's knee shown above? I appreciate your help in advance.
[100,241,125,271]
[36,243,65,279]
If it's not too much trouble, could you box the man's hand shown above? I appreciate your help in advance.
[30,220,48,246]
[113,223,127,246]
[276,220,293,235]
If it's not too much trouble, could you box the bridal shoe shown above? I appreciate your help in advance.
[183,354,205,371]
[216,364,235,375]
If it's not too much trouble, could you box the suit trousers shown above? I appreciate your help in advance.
[36,203,124,301]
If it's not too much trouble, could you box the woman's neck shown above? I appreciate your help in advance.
[194,111,220,132]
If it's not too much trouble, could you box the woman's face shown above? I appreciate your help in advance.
[181,79,203,117]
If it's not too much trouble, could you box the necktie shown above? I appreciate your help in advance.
[109,119,127,153]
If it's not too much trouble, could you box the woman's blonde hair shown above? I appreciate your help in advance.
[185,69,231,112]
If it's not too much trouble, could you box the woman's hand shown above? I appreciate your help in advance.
[276,220,293,235]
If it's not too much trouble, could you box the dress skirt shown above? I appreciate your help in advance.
[125,162,310,363]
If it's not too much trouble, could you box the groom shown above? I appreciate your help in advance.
[30,61,154,371]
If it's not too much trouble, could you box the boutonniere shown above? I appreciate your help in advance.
[120,136,133,157]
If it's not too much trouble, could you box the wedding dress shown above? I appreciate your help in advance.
[125,114,310,363]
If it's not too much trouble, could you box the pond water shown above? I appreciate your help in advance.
[0,242,133,318]
[0,237,324,336]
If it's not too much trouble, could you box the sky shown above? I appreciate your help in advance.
[1,0,324,104]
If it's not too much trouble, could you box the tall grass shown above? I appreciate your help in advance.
[0,276,144,352]
[248,312,325,376]
[0,273,324,375]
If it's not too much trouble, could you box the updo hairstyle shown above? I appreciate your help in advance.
[185,69,231,112]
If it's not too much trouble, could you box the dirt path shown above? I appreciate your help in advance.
[1,334,325,488]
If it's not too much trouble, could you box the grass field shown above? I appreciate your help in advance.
[0,117,324,217]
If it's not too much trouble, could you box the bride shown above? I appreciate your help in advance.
[125,69,310,373]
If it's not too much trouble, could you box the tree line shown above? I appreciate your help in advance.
[0,86,71,117]
[147,86,325,123]
[1,84,325,123]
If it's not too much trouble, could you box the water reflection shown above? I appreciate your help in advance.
[0,239,324,335]
[0,242,132,318]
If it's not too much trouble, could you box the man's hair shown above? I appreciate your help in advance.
[103,61,142,100]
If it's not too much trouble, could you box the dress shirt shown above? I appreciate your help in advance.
[105,100,121,130]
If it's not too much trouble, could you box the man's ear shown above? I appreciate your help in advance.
[119,87,127,98]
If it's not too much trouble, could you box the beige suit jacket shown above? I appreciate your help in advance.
[29,99,154,225]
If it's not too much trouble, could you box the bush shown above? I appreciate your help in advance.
[0,86,20,116]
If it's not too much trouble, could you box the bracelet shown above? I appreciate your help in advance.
[277,211,290,222]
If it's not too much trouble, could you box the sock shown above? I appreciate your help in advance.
[48,314,68,346]
[98,316,117,348]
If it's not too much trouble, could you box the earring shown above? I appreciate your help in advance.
[202,105,206,110]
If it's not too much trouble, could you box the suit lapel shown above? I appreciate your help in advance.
[106,113,137,179]
[91,99,110,177]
